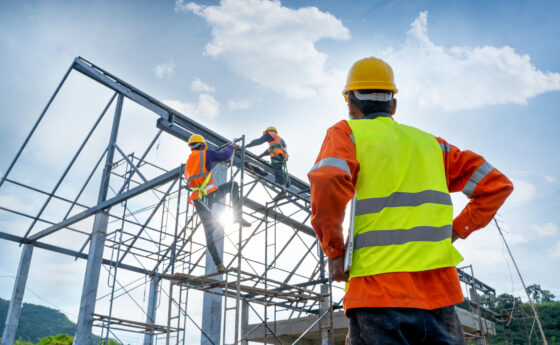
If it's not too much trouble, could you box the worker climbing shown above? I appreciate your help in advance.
[247,126,289,199]
[308,57,514,344]
[184,134,251,272]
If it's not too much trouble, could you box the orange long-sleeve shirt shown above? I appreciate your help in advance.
[308,119,513,311]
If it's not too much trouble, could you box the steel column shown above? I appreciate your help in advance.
[74,93,123,345]
[200,163,227,345]
[1,244,33,345]
[143,276,159,345]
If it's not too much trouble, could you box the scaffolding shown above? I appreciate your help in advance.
[0,57,336,345]
[0,57,506,345]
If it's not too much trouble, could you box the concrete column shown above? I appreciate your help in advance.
[75,93,123,344]
[201,163,227,345]
[319,284,331,345]
[240,300,249,345]
[143,277,159,345]
[1,244,33,345]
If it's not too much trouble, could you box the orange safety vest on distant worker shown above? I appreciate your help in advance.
[184,149,218,204]
[267,131,289,161]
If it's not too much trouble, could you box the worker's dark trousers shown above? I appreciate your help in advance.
[271,159,286,186]
[348,306,466,345]
[193,181,243,267]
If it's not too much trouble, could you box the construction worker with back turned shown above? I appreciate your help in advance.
[308,57,513,344]
[247,127,289,198]
[184,134,251,272]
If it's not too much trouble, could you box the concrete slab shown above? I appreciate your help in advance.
[243,307,495,344]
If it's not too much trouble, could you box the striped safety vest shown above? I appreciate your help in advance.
[346,117,463,278]
[267,131,288,161]
[184,149,218,204]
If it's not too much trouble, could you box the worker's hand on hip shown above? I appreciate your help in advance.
[328,255,348,282]
[451,230,461,243]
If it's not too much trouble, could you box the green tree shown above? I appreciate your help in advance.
[527,284,556,304]
[13,338,34,345]
[36,334,74,345]
[99,339,119,345]
[494,293,516,311]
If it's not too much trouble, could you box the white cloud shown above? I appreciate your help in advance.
[533,222,558,236]
[228,100,251,110]
[504,178,536,208]
[550,241,560,260]
[154,59,175,79]
[164,94,220,119]
[505,232,528,244]
[177,0,350,98]
[191,77,215,93]
[544,175,556,183]
[383,12,560,111]
[0,194,35,214]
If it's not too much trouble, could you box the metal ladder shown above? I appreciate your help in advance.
[166,280,189,345]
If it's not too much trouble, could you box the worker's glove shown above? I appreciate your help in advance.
[328,255,349,282]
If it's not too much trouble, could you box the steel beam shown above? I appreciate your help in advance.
[0,231,151,276]
[70,57,311,200]
[21,92,116,241]
[0,64,73,189]
[1,245,33,345]
[242,198,314,236]
[27,166,182,242]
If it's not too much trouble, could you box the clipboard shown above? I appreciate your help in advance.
[343,194,356,273]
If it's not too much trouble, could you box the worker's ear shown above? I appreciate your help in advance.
[390,98,397,115]
[348,98,364,120]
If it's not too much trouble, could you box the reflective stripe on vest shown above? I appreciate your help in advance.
[347,117,463,278]
[185,149,217,203]
[355,190,451,215]
[440,143,450,153]
[267,131,287,159]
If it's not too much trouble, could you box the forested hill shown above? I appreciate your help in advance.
[0,298,76,343]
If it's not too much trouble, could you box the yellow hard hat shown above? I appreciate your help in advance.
[263,126,277,135]
[342,57,398,99]
[188,134,207,149]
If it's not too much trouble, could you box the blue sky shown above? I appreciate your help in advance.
[1,0,560,341]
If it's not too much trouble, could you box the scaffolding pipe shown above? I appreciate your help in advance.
[494,219,548,345]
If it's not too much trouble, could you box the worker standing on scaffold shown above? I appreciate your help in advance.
[247,126,290,199]
[184,134,251,272]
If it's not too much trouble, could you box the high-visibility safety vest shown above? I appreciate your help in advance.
[267,131,289,161]
[347,117,463,279]
[184,149,218,204]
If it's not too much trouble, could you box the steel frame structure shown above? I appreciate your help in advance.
[0,57,332,345]
[0,57,500,345]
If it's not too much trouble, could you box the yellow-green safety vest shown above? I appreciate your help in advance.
[347,116,463,279]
